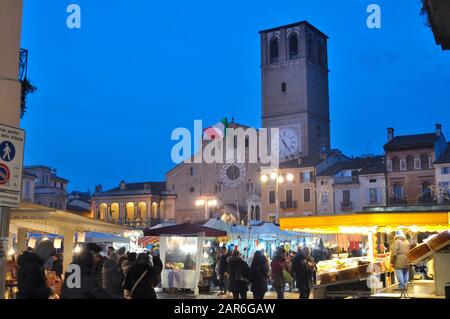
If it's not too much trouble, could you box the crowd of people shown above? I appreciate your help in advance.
[14,242,162,299]
[215,245,317,299]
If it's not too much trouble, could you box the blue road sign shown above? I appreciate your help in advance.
[0,141,15,162]
[0,164,10,185]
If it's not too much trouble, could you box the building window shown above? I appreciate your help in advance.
[393,184,403,199]
[304,188,311,203]
[269,37,279,62]
[25,181,30,197]
[369,179,377,183]
[392,157,400,171]
[190,167,195,176]
[268,190,276,204]
[343,190,351,204]
[189,187,195,193]
[442,167,450,175]
[421,154,430,169]
[281,82,286,93]
[286,189,293,206]
[301,171,312,183]
[320,190,328,204]
[369,188,378,204]
[406,155,415,171]
[288,32,298,59]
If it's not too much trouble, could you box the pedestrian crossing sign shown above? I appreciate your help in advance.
[0,123,25,208]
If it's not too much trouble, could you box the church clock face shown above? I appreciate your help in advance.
[279,128,299,159]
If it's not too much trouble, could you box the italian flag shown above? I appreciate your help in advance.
[203,118,228,140]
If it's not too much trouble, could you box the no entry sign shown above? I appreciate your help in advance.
[0,123,25,208]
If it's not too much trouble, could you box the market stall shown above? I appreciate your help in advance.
[143,223,227,294]
[280,211,450,299]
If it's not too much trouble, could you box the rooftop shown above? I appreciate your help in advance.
[258,20,329,39]
[384,133,438,151]
[317,156,385,177]
[435,143,450,164]
[93,181,167,197]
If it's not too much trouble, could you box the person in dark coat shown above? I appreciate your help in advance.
[292,246,314,299]
[17,241,55,299]
[85,243,105,286]
[250,250,269,299]
[51,254,63,279]
[217,246,228,295]
[61,249,114,299]
[102,252,123,298]
[271,247,287,300]
[226,250,251,299]
[123,253,162,299]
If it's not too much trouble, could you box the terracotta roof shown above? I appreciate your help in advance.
[435,143,450,164]
[280,155,323,169]
[317,156,385,177]
[384,133,438,151]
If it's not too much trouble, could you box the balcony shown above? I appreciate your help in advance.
[341,201,353,210]
[418,195,436,205]
[334,176,359,184]
[280,201,297,209]
[389,197,407,205]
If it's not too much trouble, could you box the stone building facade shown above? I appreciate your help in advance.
[24,165,69,210]
[166,121,261,224]
[260,21,331,161]
[384,124,447,205]
[434,142,450,204]
[90,181,176,228]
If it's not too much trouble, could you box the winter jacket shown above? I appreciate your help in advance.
[250,257,268,295]
[270,257,285,288]
[227,255,251,294]
[292,253,314,291]
[390,238,410,269]
[61,265,114,299]
[102,259,123,297]
[123,256,163,299]
[218,254,228,276]
[17,251,52,299]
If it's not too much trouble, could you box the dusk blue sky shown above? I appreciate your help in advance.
[20,0,450,192]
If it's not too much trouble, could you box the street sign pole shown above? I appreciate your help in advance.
[0,207,10,299]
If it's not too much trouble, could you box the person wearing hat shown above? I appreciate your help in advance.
[390,230,411,291]
[17,240,56,299]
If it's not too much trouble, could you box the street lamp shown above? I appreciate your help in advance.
[260,170,294,223]
[195,196,218,220]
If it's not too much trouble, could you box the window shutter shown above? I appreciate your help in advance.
[429,157,433,169]
[366,189,371,205]
[300,172,304,183]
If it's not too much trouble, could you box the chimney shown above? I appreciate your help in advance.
[387,127,395,142]
[435,123,442,137]
[120,181,126,190]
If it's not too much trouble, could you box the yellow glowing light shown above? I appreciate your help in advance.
[7,248,15,256]
[208,199,217,207]
[195,199,205,206]
[260,175,268,183]
[277,176,284,184]
[42,237,49,241]
[74,245,82,254]
[286,173,294,182]
[270,172,277,180]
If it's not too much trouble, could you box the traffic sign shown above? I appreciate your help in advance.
[0,164,10,185]
[0,141,15,162]
[0,123,25,208]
